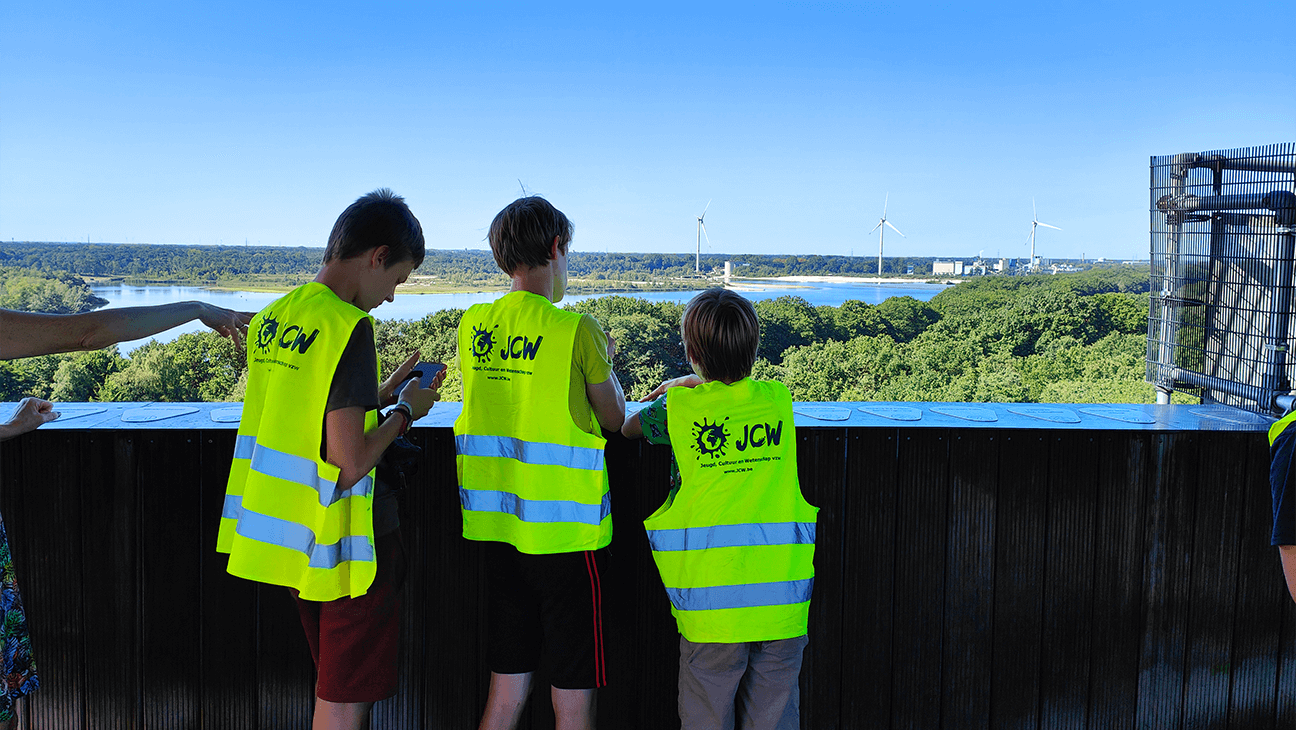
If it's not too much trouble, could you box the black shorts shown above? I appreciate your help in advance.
[483,541,608,689]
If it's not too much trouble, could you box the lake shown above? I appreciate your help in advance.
[90,279,950,352]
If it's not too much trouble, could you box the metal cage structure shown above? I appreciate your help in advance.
[1148,143,1296,413]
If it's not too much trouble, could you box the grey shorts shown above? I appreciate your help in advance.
[677,634,808,730]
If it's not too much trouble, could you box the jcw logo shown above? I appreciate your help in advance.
[500,335,543,361]
[254,313,320,355]
[470,323,543,364]
[735,420,783,451]
[691,417,785,459]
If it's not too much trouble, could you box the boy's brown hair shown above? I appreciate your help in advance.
[488,196,574,274]
[322,188,425,268]
[681,288,761,383]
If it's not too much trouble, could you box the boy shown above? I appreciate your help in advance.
[454,196,626,730]
[217,189,443,730]
[622,288,818,730]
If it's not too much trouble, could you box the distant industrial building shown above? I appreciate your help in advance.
[933,260,965,275]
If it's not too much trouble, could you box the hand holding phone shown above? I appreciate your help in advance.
[397,362,446,421]
[401,361,446,386]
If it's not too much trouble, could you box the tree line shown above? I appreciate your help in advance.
[0,242,972,287]
[0,265,1165,406]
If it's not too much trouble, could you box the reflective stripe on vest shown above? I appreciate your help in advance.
[460,487,612,526]
[237,434,373,505]
[222,495,375,569]
[665,577,815,612]
[647,378,817,642]
[454,292,612,553]
[646,521,816,552]
[216,282,380,601]
[455,434,604,471]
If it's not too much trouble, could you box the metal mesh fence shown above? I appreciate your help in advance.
[1147,143,1296,412]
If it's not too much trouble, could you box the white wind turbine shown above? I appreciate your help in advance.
[1028,199,1062,271]
[695,200,711,274]
[869,194,905,277]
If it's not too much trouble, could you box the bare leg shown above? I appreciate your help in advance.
[479,671,534,730]
[552,687,597,730]
[313,698,374,730]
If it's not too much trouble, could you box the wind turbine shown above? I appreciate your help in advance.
[1028,198,1062,271]
[695,200,711,274]
[869,194,904,277]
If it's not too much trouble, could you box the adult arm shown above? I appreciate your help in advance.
[0,397,59,442]
[0,302,253,359]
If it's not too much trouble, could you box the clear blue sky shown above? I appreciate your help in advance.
[2,1,1293,261]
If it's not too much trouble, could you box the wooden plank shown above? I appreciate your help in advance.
[990,432,1048,730]
[941,430,998,730]
[1181,431,1247,726]
[417,429,492,729]
[371,427,427,730]
[79,431,142,728]
[256,581,314,727]
[602,431,680,730]
[1230,432,1289,730]
[1278,598,1296,729]
[796,428,846,730]
[890,429,949,729]
[1038,432,1097,729]
[839,428,897,728]
[139,433,204,727]
[3,432,87,730]
[1088,432,1148,728]
[199,431,258,730]
[1137,432,1199,730]
[3,420,1292,728]
[1223,427,1285,730]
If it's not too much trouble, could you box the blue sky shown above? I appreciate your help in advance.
[2,1,1293,261]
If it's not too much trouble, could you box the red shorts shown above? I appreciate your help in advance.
[292,531,406,703]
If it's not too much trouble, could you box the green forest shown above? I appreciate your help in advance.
[0,264,1174,406]
[0,241,957,292]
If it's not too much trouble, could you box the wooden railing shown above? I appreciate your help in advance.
[0,403,1291,729]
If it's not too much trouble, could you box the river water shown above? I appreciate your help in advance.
[90,280,949,353]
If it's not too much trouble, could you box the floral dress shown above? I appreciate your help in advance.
[0,513,37,722]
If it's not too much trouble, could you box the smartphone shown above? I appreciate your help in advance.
[401,362,446,386]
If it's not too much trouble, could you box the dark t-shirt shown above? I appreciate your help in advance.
[323,319,399,537]
[1271,428,1296,545]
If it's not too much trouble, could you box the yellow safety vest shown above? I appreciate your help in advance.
[216,282,380,601]
[454,291,611,554]
[646,378,818,643]
[1272,410,1296,446]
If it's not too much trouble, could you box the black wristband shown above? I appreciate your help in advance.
[392,405,413,435]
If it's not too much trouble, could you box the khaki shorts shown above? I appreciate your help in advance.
[677,634,808,730]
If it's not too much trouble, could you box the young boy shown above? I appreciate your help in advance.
[622,288,818,730]
[217,189,443,730]
[454,196,626,730]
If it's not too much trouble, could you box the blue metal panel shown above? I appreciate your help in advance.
[0,401,1274,433]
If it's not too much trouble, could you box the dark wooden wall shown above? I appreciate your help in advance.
[1,426,1294,729]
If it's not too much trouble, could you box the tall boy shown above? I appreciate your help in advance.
[622,288,818,730]
[217,189,443,730]
[455,196,625,730]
